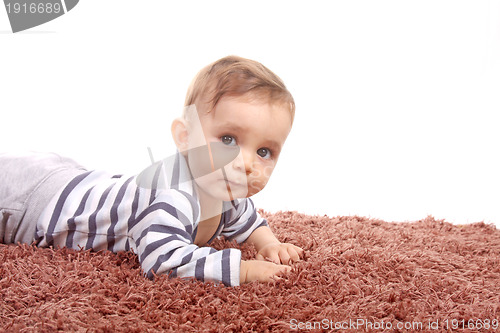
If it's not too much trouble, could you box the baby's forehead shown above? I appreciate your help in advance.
[185,93,293,132]
[213,93,288,114]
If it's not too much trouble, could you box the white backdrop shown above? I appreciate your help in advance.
[1,1,499,227]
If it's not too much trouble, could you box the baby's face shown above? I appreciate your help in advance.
[187,95,292,201]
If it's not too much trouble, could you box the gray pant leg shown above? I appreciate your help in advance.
[0,152,87,244]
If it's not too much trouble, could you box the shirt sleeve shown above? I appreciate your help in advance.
[130,189,242,286]
[219,198,269,244]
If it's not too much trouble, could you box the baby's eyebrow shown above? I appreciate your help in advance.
[218,122,244,132]
[265,140,282,153]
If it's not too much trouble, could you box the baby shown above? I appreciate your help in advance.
[0,55,303,286]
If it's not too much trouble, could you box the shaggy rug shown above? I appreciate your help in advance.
[1,212,499,332]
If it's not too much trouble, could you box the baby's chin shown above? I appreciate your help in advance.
[221,187,253,201]
[243,186,263,198]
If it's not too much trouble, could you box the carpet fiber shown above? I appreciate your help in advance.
[1,212,499,332]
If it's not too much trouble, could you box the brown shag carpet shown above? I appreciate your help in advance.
[1,212,499,332]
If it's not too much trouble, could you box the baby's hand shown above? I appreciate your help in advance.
[240,260,290,284]
[256,242,304,265]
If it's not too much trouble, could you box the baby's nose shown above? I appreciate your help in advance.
[232,150,253,174]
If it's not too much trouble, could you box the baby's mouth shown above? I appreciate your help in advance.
[220,178,246,188]
[219,170,247,187]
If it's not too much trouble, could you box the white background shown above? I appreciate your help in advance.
[1,1,499,228]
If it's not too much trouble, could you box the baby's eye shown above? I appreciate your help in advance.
[257,148,271,159]
[221,135,237,146]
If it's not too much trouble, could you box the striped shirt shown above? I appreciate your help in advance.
[35,152,267,286]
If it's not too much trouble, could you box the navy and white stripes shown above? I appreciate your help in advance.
[35,153,267,286]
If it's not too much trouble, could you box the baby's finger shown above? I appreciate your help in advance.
[269,252,281,264]
[257,251,280,264]
[268,264,290,282]
[294,245,305,258]
[274,264,291,276]
[278,248,291,265]
[287,247,301,262]
[297,245,305,256]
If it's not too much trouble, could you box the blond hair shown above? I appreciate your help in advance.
[184,55,295,122]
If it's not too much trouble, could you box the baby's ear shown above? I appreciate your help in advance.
[171,118,189,152]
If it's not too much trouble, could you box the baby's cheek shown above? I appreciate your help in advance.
[248,167,274,193]
[260,164,275,182]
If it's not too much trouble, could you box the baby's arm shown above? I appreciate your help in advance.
[131,191,243,286]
